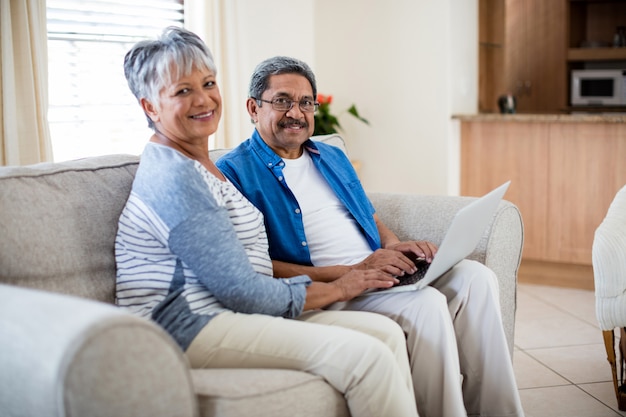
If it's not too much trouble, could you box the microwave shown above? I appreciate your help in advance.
[571,69,626,106]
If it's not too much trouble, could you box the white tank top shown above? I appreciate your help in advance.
[282,150,372,266]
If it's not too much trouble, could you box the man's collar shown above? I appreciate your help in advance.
[250,130,283,167]
[304,140,320,155]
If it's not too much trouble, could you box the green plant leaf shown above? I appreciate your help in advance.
[313,100,369,136]
[347,104,369,125]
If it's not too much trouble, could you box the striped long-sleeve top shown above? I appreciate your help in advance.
[115,143,310,351]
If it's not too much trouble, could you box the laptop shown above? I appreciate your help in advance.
[361,181,511,295]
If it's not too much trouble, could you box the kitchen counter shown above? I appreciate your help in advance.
[458,113,626,289]
[453,113,626,123]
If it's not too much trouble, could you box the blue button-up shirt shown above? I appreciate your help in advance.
[216,129,381,266]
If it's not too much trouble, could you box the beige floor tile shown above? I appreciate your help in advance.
[516,289,564,321]
[514,309,600,350]
[525,344,612,384]
[513,350,570,389]
[513,349,569,389]
[519,385,621,417]
[579,382,626,416]
[513,284,626,416]
[520,284,597,327]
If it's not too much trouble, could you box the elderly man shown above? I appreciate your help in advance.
[217,55,524,417]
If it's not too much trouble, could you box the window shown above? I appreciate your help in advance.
[46,0,184,162]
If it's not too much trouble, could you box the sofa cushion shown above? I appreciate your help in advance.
[191,368,349,417]
[0,155,139,303]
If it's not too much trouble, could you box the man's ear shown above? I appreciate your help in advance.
[140,98,159,124]
[246,98,259,123]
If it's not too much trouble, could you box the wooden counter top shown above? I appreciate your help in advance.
[459,116,626,289]
[453,113,626,123]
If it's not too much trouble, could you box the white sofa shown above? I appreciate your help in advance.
[0,135,523,417]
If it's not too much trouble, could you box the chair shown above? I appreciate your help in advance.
[593,184,626,410]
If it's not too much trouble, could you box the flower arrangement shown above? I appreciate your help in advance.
[313,94,369,136]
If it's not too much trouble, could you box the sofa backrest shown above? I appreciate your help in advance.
[0,155,140,303]
[0,134,346,304]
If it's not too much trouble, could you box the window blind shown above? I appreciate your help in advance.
[46,0,184,162]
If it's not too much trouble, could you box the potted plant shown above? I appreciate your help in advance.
[313,94,369,136]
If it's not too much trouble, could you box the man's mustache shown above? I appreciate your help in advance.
[278,118,308,129]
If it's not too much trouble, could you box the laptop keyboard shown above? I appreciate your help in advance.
[395,259,431,287]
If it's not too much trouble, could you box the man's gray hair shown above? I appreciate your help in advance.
[123,26,217,130]
[248,56,317,100]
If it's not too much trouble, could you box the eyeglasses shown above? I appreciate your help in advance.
[253,97,319,113]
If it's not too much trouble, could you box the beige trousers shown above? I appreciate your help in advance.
[186,309,419,417]
[331,260,525,417]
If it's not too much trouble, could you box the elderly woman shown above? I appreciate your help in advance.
[115,27,418,417]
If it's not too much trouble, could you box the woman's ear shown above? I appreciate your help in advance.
[140,98,159,124]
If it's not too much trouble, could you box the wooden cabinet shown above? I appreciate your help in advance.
[479,0,626,114]
[568,0,626,56]
[460,121,550,259]
[479,0,567,113]
[566,0,626,111]
[459,116,626,288]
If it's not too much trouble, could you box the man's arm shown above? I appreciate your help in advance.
[375,213,402,249]
[273,214,440,282]
[273,248,421,282]
[374,213,438,262]
[273,260,351,282]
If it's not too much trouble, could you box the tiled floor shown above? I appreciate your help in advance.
[514,283,626,417]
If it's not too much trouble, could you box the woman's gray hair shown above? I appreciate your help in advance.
[248,56,317,100]
[123,26,217,129]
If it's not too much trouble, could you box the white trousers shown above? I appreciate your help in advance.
[329,259,525,417]
[186,309,419,417]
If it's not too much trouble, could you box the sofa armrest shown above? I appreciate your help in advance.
[368,193,524,355]
[0,284,198,417]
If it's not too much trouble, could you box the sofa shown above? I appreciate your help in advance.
[0,134,524,417]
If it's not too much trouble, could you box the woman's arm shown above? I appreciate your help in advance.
[303,270,398,309]
[170,208,397,314]
[169,208,309,318]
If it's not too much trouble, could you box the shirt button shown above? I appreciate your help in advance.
[301,241,307,247]
[278,176,284,181]
[267,162,273,167]
[295,208,301,214]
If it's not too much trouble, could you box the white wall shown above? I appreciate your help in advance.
[207,0,478,196]
[226,0,317,144]
[449,0,478,195]
[313,0,477,195]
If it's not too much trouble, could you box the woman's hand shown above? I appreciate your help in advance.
[303,269,397,309]
[330,269,399,301]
